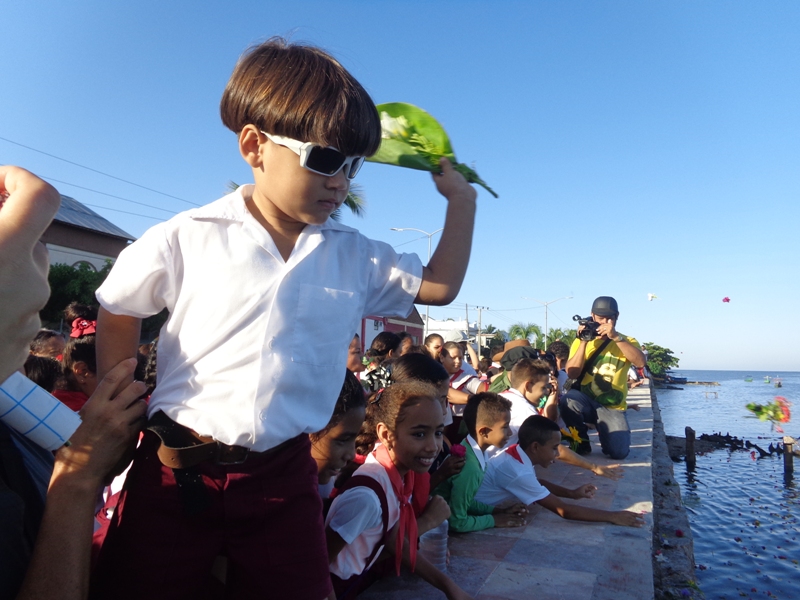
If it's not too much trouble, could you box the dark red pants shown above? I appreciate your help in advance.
[90,431,331,600]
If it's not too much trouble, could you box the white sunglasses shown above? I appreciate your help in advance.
[261,132,365,180]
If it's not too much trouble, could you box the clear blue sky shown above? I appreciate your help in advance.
[2,2,799,370]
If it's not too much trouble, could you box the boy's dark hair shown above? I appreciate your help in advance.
[462,392,512,439]
[424,333,444,346]
[478,357,491,374]
[440,341,462,357]
[369,331,401,361]
[547,341,570,361]
[60,303,97,391]
[220,37,381,157]
[23,355,61,393]
[390,353,448,386]
[355,380,437,456]
[518,415,560,450]
[311,370,366,442]
[509,358,551,388]
[29,329,65,355]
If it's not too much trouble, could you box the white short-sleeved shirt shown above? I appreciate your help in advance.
[475,446,550,507]
[485,388,541,459]
[325,455,400,579]
[96,186,423,451]
[449,370,483,417]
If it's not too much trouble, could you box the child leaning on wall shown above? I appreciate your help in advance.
[90,37,478,600]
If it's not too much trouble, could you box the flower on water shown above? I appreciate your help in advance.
[380,112,410,140]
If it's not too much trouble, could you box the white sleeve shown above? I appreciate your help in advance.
[464,377,484,395]
[95,222,176,318]
[362,238,423,319]
[326,486,384,544]
[505,472,551,506]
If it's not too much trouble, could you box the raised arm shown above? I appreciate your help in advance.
[415,159,477,306]
[0,167,60,383]
[565,340,587,379]
[536,493,644,527]
[16,359,146,600]
[96,307,142,389]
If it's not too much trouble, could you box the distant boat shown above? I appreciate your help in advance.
[764,376,771,384]
[774,378,783,388]
[745,376,753,382]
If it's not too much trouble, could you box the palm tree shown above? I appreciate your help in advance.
[507,322,544,348]
[225,181,366,221]
[545,328,577,347]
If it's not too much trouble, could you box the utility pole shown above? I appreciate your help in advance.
[465,304,469,339]
[476,306,489,355]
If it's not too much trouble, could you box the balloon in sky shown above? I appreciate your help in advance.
[647,293,658,301]
[722,297,731,303]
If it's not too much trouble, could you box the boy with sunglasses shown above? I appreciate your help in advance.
[91,38,477,600]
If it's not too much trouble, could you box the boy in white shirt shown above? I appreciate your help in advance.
[477,416,644,528]
[91,39,477,600]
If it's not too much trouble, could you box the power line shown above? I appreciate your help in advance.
[81,202,166,221]
[0,135,200,207]
[42,175,179,215]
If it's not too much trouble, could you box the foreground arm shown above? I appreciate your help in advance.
[16,359,147,600]
[556,446,624,480]
[96,308,142,389]
[0,167,61,383]
[536,493,644,527]
[415,159,477,306]
[565,340,588,379]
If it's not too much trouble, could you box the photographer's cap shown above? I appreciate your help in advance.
[591,296,619,317]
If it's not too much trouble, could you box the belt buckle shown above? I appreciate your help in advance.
[215,443,249,465]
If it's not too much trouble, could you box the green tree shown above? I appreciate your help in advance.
[642,342,680,376]
[41,262,112,325]
[545,327,577,347]
[42,261,168,340]
[508,322,543,347]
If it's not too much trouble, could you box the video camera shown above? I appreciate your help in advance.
[573,315,600,341]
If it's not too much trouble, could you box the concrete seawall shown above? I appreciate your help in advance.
[361,382,661,599]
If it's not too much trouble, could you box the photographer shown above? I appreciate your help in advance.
[559,297,645,459]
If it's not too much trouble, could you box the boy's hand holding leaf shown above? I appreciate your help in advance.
[368,102,498,198]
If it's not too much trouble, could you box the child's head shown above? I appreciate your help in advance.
[60,302,98,396]
[395,332,414,356]
[357,381,443,475]
[439,341,463,374]
[510,358,552,403]
[23,355,61,393]
[424,333,444,360]
[346,334,364,373]
[462,392,512,449]
[518,415,561,468]
[220,38,380,157]
[390,353,450,418]
[29,329,65,359]
[547,341,570,369]
[368,331,402,364]
[310,370,367,484]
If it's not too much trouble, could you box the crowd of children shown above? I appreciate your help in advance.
[0,35,647,600]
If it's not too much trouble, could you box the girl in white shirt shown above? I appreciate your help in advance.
[325,381,471,600]
[440,342,488,443]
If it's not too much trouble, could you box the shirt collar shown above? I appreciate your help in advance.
[466,435,487,471]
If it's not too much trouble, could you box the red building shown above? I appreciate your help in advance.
[360,307,424,352]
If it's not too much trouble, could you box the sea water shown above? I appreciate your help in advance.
[657,370,799,600]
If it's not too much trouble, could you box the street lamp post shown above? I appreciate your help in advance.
[522,296,573,346]
[391,227,443,341]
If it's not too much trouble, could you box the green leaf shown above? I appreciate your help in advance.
[368,102,498,198]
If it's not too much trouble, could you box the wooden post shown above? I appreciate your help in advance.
[784,436,794,478]
[685,426,696,469]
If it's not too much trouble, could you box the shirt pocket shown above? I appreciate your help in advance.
[291,284,361,367]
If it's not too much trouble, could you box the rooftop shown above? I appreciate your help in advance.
[54,195,135,241]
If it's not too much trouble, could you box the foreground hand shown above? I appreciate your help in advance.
[53,358,147,486]
[0,166,60,383]
[418,495,451,533]
[432,158,477,203]
[500,503,528,517]
[612,510,646,528]
[572,484,597,499]
[592,463,624,480]
[438,453,466,478]
[596,320,617,340]
[493,513,525,528]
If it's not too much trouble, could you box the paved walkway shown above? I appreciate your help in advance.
[361,383,655,600]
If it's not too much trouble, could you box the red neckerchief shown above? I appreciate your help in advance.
[505,443,524,464]
[449,369,464,387]
[412,472,430,518]
[374,444,419,574]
